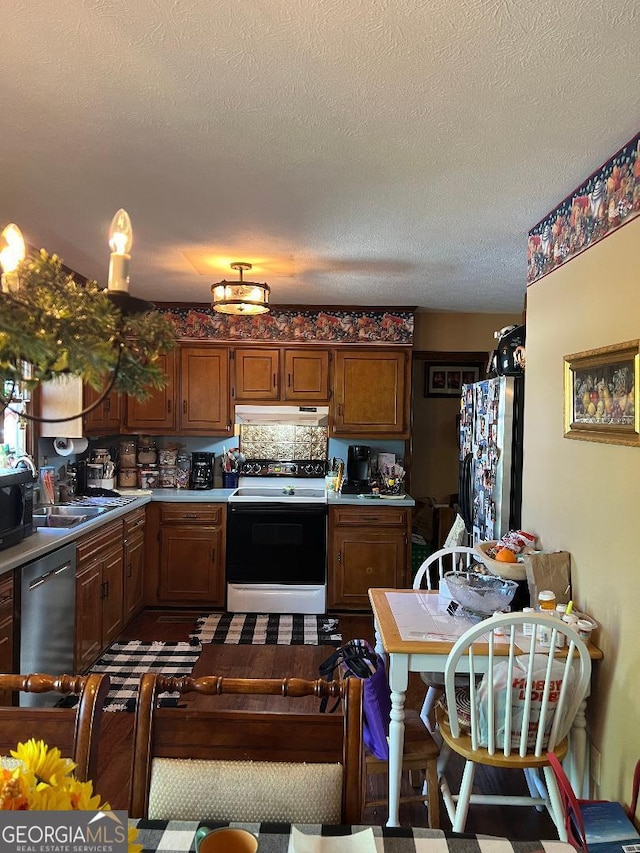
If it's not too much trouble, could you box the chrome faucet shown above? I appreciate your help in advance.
[14,454,38,480]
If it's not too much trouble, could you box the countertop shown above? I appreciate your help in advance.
[0,488,415,577]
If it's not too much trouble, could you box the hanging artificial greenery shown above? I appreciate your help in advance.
[0,250,176,400]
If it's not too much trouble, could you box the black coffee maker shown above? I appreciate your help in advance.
[341,445,372,494]
[190,452,214,489]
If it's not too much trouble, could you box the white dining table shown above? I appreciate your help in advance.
[368,588,604,828]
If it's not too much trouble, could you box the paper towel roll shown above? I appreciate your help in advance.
[53,437,89,456]
[54,438,75,456]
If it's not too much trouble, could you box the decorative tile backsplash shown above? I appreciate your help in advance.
[240,425,328,460]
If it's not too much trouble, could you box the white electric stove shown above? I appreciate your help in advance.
[226,462,328,614]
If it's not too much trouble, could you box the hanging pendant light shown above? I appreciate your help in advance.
[211,262,270,315]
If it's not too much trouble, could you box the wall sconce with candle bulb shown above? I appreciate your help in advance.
[0,209,176,424]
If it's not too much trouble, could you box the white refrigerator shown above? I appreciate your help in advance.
[458,376,524,543]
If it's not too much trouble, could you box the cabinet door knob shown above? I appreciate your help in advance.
[183,400,188,414]
[366,566,373,575]
[338,551,342,564]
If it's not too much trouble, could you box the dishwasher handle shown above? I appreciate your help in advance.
[28,561,72,591]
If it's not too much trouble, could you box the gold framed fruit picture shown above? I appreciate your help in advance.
[564,339,639,445]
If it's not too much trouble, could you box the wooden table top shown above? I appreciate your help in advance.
[369,588,603,660]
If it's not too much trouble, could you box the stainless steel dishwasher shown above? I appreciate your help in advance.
[19,542,76,707]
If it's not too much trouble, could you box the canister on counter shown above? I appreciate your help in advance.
[158,448,178,466]
[159,466,177,488]
[176,453,191,489]
[138,466,159,489]
[119,440,137,469]
[138,442,157,465]
[118,468,138,488]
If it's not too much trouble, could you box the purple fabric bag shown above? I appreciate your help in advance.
[319,638,391,760]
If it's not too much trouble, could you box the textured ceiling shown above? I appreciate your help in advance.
[2,0,639,313]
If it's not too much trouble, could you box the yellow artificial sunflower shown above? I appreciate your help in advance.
[65,776,108,811]
[1,740,140,852]
[11,739,74,786]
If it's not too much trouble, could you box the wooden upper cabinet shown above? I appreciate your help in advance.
[124,351,177,432]
[233,348,280,401]
[180,346,231,433]
[283,348,330,401]
[331,349,410,437]
[83,383,122,435]
[233,346,331,403]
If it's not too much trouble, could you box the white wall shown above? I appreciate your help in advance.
[522,218,640,803]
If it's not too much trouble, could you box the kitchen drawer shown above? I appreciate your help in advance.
[331,506,408,527]
[76,518,124,563]
[123,507,146,537]
[160,504,223,525]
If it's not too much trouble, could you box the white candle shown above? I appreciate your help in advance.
[107,209,132,293]
[0,222,26,293]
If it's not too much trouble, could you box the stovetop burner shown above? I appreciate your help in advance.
[240,459,326,478]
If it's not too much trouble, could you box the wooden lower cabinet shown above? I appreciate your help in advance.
[328,506,410,609]
[0,575,14,703]
[157,504,225,606]
[123,507,146,622]
[75,518,124,672]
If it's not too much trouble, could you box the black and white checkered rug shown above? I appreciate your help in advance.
[190,613,342,645]
[89,640,201,712]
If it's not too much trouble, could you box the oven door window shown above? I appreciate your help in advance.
[227,504,326,584]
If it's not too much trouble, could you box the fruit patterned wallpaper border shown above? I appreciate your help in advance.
[527,132,640,286]
[157,306,414,344]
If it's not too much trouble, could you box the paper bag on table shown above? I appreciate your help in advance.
[522,551,572,607]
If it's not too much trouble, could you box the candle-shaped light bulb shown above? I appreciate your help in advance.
[107,208,132,292]
[0,223,26,292]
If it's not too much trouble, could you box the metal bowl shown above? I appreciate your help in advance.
[444,570,518,616]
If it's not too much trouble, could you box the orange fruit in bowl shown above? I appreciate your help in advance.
[495,548,517,563]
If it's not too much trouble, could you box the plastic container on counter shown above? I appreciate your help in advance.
[538,590,557,611]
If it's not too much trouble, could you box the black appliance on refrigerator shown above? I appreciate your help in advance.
[190,452,214,489]
[340,445,372,494]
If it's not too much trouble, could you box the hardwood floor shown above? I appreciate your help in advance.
[94,608,559,839]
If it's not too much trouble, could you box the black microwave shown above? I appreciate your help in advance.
[0,467,35,551]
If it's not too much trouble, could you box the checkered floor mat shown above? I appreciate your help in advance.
[88,640,201,711]
[190,613,342,645]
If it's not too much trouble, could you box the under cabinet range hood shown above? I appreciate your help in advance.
[234,405,329,426]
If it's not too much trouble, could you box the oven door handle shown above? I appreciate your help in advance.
[229,503,327,515]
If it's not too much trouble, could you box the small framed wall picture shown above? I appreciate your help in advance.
[425,363,481,398]
[564,339,639,445]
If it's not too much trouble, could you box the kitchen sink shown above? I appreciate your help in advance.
[33,505,108,529]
